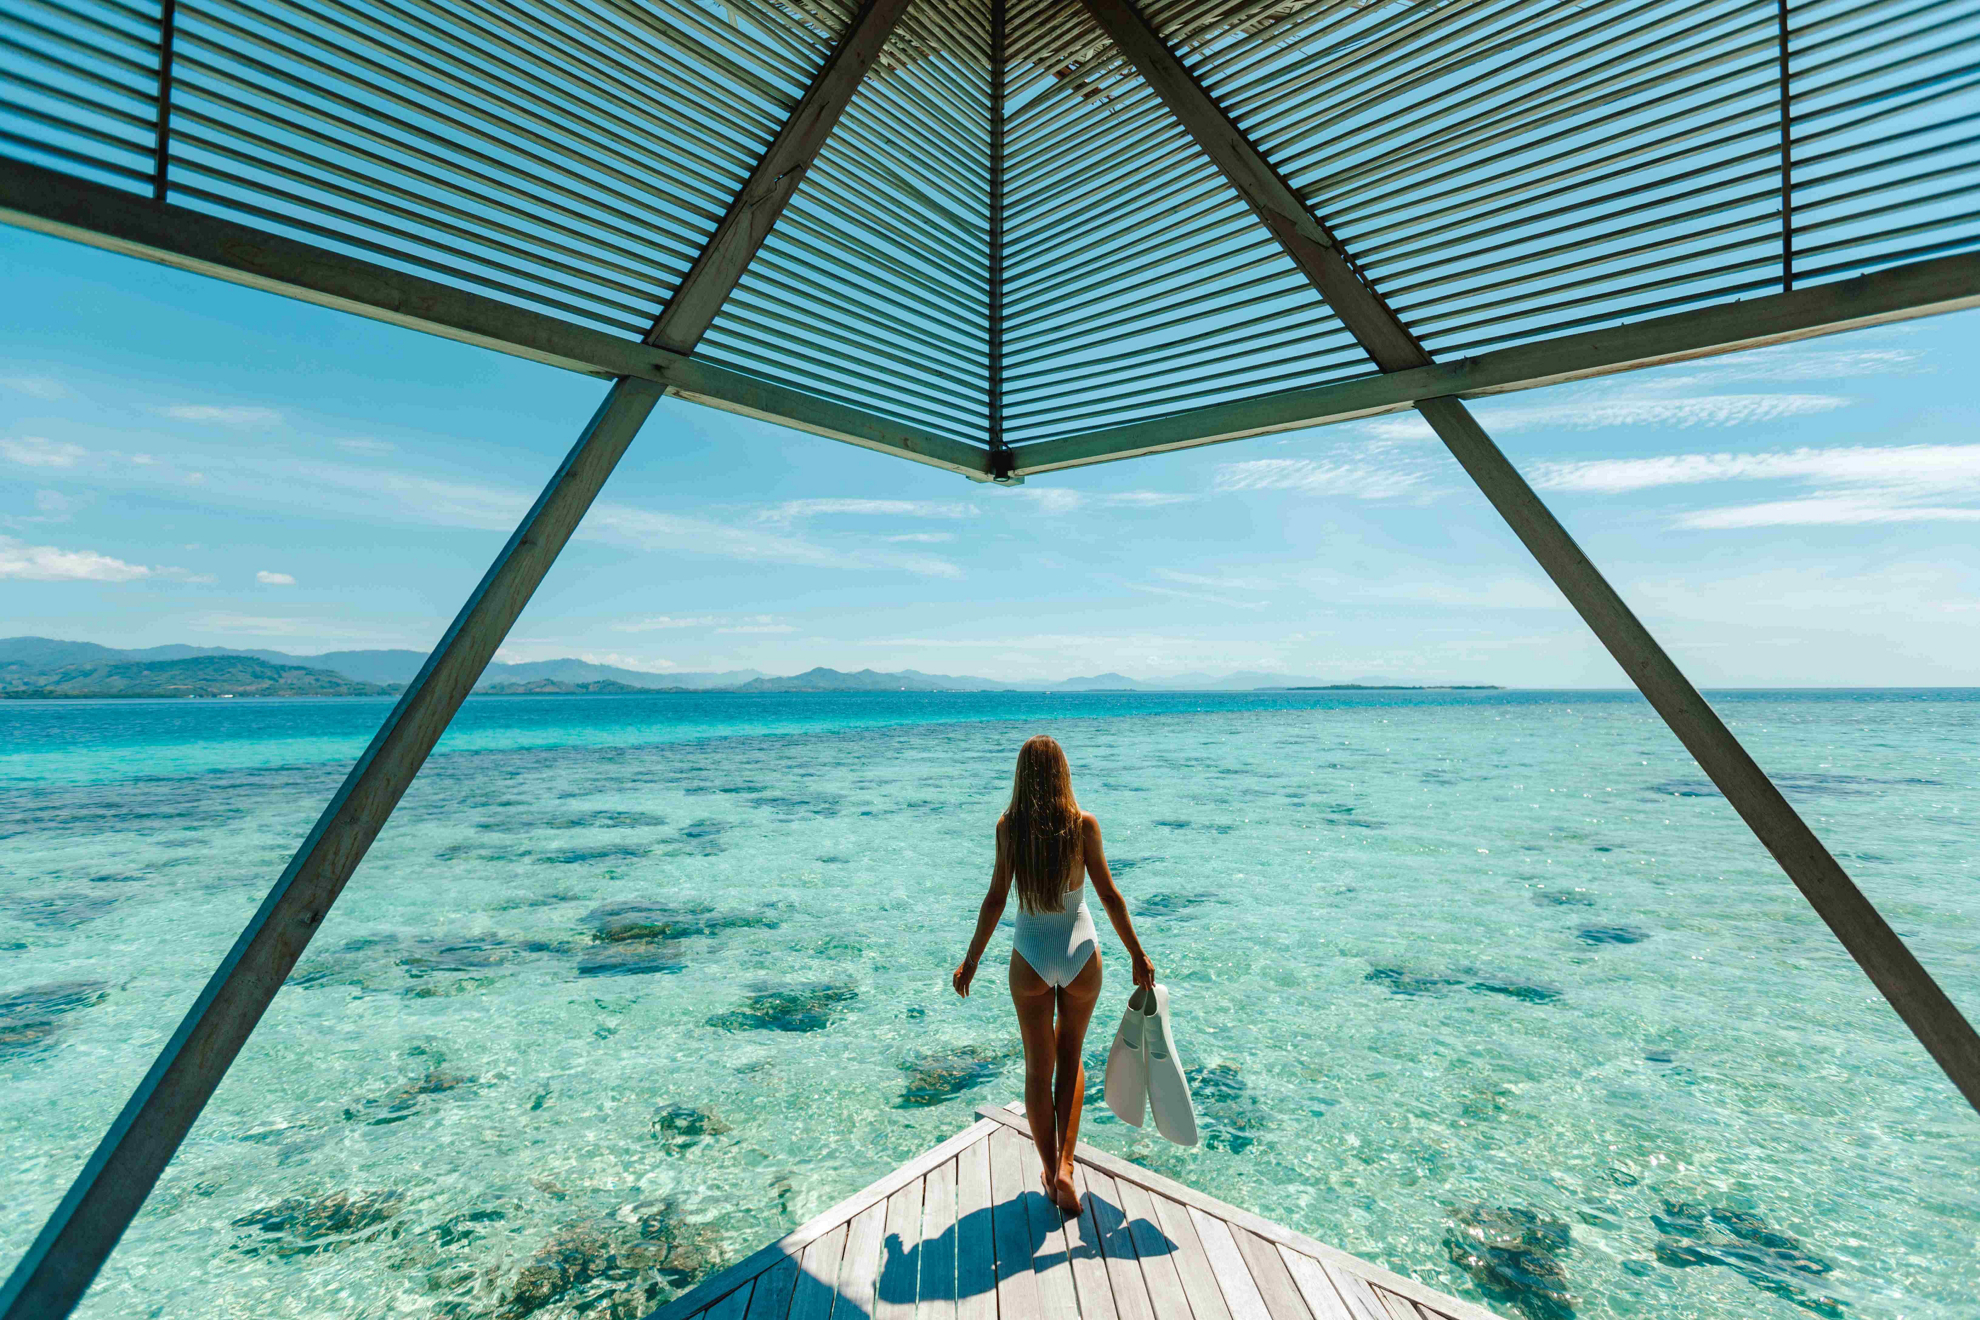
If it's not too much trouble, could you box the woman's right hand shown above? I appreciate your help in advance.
[1131,950,1155,991]
[952,957,977,998]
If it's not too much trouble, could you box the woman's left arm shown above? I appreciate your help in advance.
[953,821,1014,997]
[1084,815,1155,990]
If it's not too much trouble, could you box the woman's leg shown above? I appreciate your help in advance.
[1009,952,1061,1193]
[1050,952,1102,1213]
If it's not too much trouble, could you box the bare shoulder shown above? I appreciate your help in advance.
[1081,811,1102,837]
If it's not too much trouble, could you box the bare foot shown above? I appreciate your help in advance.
[1052,1170,1080,1216]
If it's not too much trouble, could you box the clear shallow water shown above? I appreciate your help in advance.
[1,690,1974,1320]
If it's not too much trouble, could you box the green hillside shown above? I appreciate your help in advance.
[0,655,400,699]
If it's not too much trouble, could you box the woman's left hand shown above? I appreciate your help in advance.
[1131,951,1156,991]
[952,957,977,997]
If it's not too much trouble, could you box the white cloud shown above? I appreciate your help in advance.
[1015,487,1085,514]
[0,535,153,582]
[1,436,86,468]
[588,503,961,578]
[1215,451,1431,499]
[21,490,80,524]
[1532,442,1980,528]
[885,532,956,543]
[718,623,798,634]
[492,644,677,671]
[0,375,68,400]
[1532,443,1980,494]
[1104,491,1193,507]
[1649,342,1924,386]
[192,613,399,641]
[760,498,977,522]
[613,614,781,633]
[161,405,283,425]
[1357,392,1852,443]
[337,438,396,455]
[256,570,297,585]
[1676,497,1980,529]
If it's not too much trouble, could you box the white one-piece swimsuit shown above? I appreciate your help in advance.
[1013,884,1098,988]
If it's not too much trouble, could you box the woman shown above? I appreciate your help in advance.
[952,735,1155,1216]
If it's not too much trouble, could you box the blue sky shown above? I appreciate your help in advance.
[3,223,1977,686]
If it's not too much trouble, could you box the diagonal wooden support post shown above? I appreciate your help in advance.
[6,8,939,1311]
[1081,0,1980,1112]
[0,377,664,1319]
[647,0,916,355]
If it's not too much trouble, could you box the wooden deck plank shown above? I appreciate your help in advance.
[838,1198,890,1320]
[1148,1193,1232,1320]
[704,1280,757,1320]
[1372,1289,1430,1320]
[649,1120,1000,1320]
[1081,1164,1158,1320]
[1007,1130,1081,1320]
[916,1158,958,1320]
[879,1179,922,1320]
[990,1127,1045,1320]
[1184,1208,1270,1320]
[744,1258,803,1320]
[878,1176,925,1320]
[974,1107,1500,1320]
[789,1223,851,1320]
[1229,1224,1314,1320]
[1318,1265,1390,1320]
[1114,1176,1196,1320]
[957,1135,998,1320]
[1276,1247,1353,1320]
[1063,1157,1122,1320]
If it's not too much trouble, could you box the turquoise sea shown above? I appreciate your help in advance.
[1,689,1974,1320]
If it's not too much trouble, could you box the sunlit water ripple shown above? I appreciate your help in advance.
[1,689,1974,1320]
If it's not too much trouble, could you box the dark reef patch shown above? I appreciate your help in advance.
[1648,771,1938,801]
[581,901,776,944]
[1652,1201,1844,1317]
[1532,891,1597,908]
[232,1190,405,1258]
[537,845,652,865]
[1365,967,1466,997]
[575,901,774,978]
[496,1204,726,1320]
[1186,1063,1271,1152]
[665,821,730,856]
[5,890,119,927]
[348,1068,480,1126]
[652,1104,732,1152]
[1467,976,1564,1005]
[1576,926,1649,946]
[0,980,108,1058]
[1367,966,1564,1005]
[896,1044,1016,1107]
[1444,1205,1576,1320]
[1134,891,1223,919]
[707,983,858,1032]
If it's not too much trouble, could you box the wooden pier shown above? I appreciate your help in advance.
[645,1104,1498,1320]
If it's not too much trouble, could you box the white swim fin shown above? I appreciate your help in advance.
[1141,984,1199,1147]
[1103,987,1150,1126]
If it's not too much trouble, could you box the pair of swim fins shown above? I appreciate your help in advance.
[1102,983,1199,1146]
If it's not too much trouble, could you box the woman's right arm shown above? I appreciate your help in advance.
[953,819,1013,997]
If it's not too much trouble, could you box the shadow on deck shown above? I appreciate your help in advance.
[642,1103,1501,1320]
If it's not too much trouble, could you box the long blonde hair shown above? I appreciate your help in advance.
[1002,735,1083,914]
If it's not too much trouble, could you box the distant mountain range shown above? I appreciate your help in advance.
[0,638,1498,698]
[0,638,758,692]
